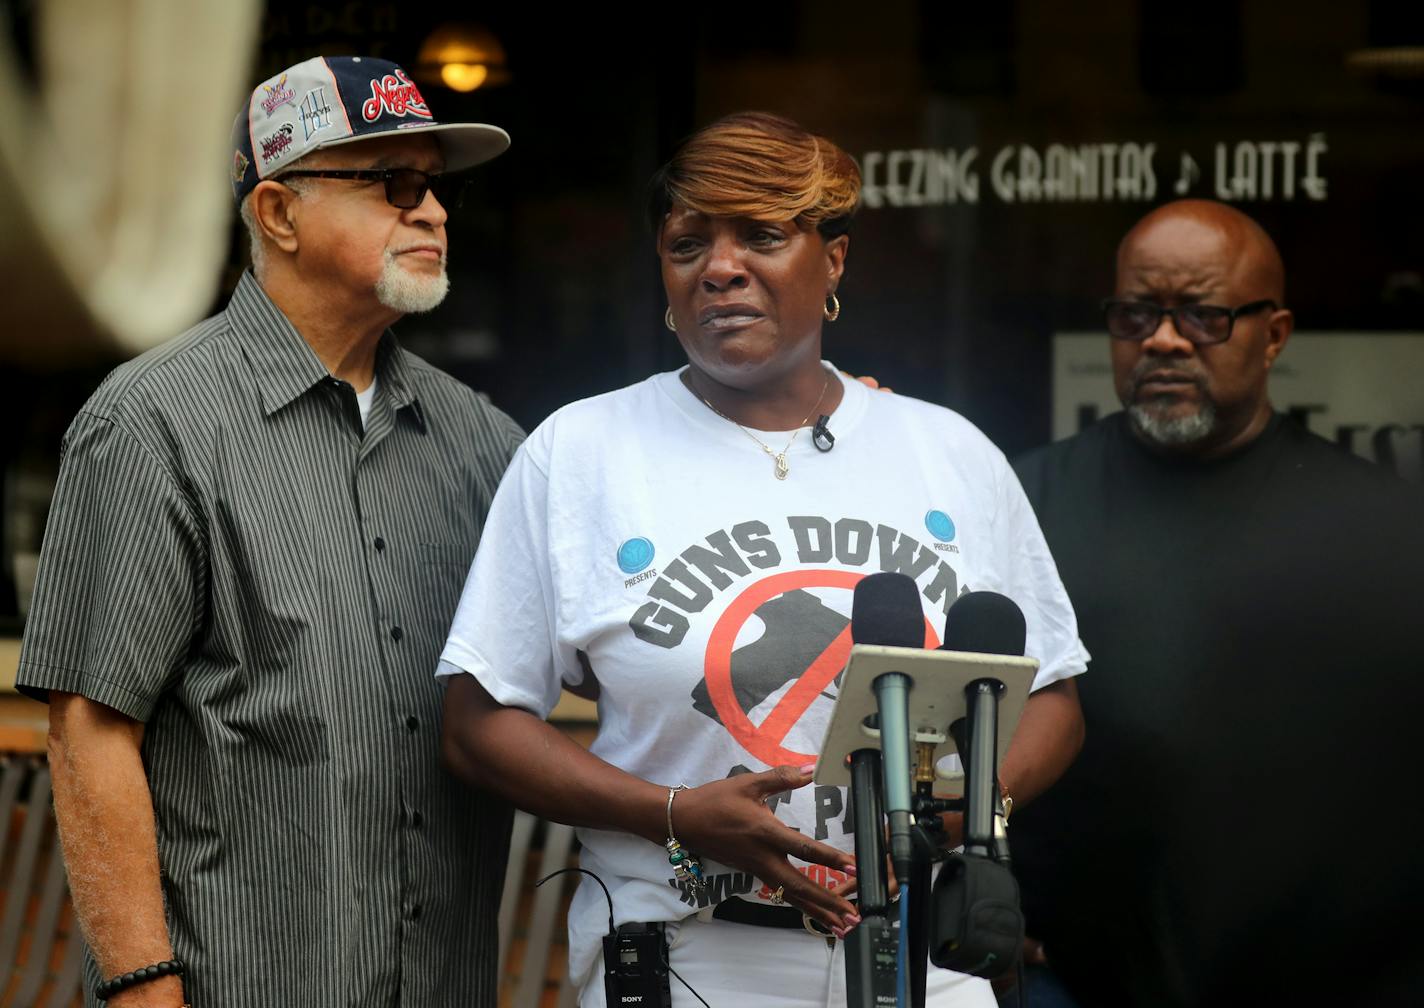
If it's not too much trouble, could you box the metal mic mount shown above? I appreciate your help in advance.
[819,646,1036,1008]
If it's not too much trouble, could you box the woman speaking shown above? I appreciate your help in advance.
[438,112,1087,1006]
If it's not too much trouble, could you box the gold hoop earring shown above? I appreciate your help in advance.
[824,293,841,322]
[665,307,677,332]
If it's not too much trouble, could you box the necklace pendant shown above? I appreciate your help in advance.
[774,454,790,480]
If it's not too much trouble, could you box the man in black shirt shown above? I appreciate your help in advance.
[1010,199,1424,1007]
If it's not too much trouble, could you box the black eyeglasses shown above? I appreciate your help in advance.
[1101,298,1277,346]
[274,168,468,210]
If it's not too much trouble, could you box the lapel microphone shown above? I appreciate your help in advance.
[812,414,835,452]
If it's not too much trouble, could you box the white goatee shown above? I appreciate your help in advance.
[374,248,449,314]
[1127,399,1218,447]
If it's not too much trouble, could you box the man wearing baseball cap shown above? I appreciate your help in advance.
[19,56,522,1007]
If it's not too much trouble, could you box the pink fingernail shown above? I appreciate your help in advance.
[831,926,847,940]
[799,763,817,774]
[844,913,861,926]
[844,864,857,876]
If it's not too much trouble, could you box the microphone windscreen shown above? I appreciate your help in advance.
[940,591,1026,656]
[851,572,925,647]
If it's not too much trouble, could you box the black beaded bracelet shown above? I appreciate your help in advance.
[95,958,185,1001]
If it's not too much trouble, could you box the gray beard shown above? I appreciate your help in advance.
[1126,398,1218,447]
[374,251,449,315]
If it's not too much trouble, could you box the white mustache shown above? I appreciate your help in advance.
[386,245,447,266]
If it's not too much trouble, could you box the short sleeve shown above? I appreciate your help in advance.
[986,453,1089,692]
[17,411,207,720]
[437,442,578,719]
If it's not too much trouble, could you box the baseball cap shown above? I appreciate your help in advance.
[230,55,510,203]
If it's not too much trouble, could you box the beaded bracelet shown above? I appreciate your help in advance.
[664,786,706,893]
[95,958,185,1002]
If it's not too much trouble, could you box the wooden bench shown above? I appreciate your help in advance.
[0,765,585,1008]
[499,811,581,1008]
[0,754,83,1008]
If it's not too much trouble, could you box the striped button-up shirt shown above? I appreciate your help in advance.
[19,272,524,1007]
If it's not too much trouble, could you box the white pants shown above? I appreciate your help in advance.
[578,913,996,1008]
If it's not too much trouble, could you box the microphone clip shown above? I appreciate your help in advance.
[812,414,835,452]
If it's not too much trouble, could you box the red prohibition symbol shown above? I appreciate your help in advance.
[703,569,941,768]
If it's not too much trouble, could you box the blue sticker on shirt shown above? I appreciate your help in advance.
[617,537,655,574]
[924,510,956,543]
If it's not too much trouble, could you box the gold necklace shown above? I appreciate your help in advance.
[691,370,833,480]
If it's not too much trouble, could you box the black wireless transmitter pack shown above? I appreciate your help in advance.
[602,921,673,1007]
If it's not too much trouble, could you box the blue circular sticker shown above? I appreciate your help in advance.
[924,510,956,543]
[617,537,655,574]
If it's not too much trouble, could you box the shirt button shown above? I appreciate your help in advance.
[409,904,423,921]
[406,715,419,733]
[374,536,386,551]
[390,625,403,642]
[410,810,423,828]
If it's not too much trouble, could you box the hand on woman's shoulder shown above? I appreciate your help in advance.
[847,371,894,394]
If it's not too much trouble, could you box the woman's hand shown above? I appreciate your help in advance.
[672,764,861,933]
[828,857,900,933]
[441,677,868,932]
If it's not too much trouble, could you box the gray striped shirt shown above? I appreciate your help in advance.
[19,272,524,1007]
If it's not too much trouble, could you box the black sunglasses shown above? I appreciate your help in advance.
[274,168,468,210]
[1101,298,1277,346]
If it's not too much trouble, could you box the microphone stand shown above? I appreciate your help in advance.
[855,675,974,1008]
[845,746,899,1008]
[822,645,1034,1008]
[952,679,1005,861]
[905,680,1006,1008]
[906,743,957,1008]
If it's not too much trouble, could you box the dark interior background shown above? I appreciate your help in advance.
[3,0,1422,628]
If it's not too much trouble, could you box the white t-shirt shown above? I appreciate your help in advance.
[438,366,1088,988]
[355,374,378,427]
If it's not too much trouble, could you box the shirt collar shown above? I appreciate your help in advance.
[226,272,426,430]
[373,329,425,430]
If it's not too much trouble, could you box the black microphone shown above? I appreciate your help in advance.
[812,414,835,452]
[931,591,1028,977]
[851,571,923,647]
[940,591,1025,864]
[940,591,1026,658]
[846,572,924,1008]
[851,572,922,882]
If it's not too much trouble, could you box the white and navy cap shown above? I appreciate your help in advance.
[230,55,510,203]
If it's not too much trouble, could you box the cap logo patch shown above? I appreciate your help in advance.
[231,150,249,185]
[299,87,334,141]
[361,69,433,123]
[260,73,297,117]
[260,124,295,163]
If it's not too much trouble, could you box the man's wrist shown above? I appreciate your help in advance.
[102,970,186,1007]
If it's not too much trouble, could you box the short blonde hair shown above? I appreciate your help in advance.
[647,111,860,237]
